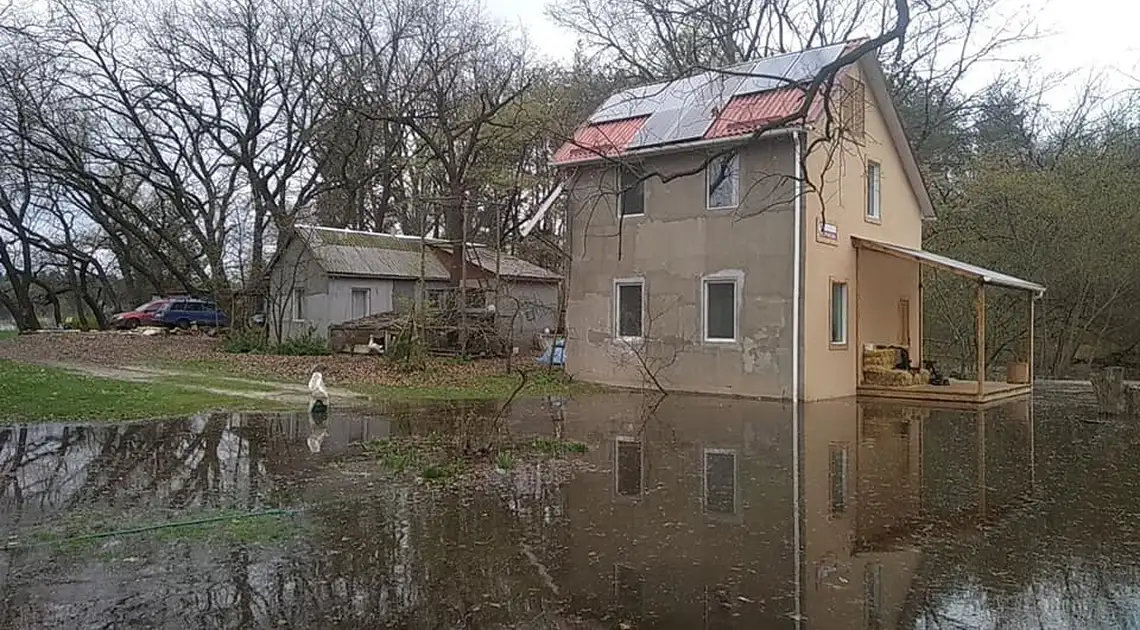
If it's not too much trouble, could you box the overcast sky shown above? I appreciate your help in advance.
[487,0,1138,108]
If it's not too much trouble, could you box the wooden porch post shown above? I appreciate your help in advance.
[1028,295,1035,384]
[975,282,986,397]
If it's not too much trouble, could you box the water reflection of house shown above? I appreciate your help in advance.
[801,398,1034,630]
[540,394,1034,629]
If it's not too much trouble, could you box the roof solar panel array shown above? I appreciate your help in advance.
[586,43,849,151]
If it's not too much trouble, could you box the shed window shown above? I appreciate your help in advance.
[351,288,369,319]
[866,162,881,221]
[703,278,737,341]
[830,281,848,346]
[293,289,305,320]
[618,167,644,217]
[615,280,644,338]
[706,152,739,209]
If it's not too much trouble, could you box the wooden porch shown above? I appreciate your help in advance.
[852,236,1045,407]
[857,380,1032,408]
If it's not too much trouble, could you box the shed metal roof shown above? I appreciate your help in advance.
[293,225,559,282]
[852,236,1046,295]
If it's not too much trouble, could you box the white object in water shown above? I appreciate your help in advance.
[308,368,329,413]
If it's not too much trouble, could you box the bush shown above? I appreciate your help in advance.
[270,327,332,356]
[220,328,268,354]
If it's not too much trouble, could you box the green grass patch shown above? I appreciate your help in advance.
[0,360,289,422]
[0,330,16,341]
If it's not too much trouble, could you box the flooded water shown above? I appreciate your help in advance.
[0,388,1137,629]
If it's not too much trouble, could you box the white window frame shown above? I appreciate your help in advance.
[830,280,849,346]
[613,277,645,341]
[293,288,305,321]
[706,152,740,210]
[866,161,881,221]
[350,287,370,319]
[701,275,741,342]
[617,167,645,218]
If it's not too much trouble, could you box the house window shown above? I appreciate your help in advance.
[614,279,644,338]
[618,167,644,217]
[293,289,305,320]
[351,288,369,319]
[703,278,738,341]
[866,161,881,221]
[706,152,739,209]
[426,288,446,309]
[829,443,849,516]
[830,281,848,346]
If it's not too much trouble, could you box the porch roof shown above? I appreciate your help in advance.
[852,236,1046,296]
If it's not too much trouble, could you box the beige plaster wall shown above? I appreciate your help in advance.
[802,60,926,401]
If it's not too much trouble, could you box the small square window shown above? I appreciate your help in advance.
[706,152,739,209]
[830,281,848,346]
[618,167,644,217]
[866,162,881,221]
[703,279,737,341]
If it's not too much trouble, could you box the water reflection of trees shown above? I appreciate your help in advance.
[0,413,333,529]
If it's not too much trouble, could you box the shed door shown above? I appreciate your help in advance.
[351,289,370,319]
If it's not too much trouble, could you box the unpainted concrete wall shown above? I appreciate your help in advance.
[565,136,797,398]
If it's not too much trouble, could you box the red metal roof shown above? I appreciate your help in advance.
[703,88,807,139]
[552,116,649,165]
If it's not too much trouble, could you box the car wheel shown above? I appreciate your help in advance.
[176,319,190,330]
[125,319,139,330]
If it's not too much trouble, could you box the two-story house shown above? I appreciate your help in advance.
[553,41,1045,403]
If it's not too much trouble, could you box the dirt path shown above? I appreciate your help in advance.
[40,361,372,408]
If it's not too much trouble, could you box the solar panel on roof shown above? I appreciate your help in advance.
[629,107,685,148]
[786,43,846,83]
[590,82,672,123]
[733,52,802,96]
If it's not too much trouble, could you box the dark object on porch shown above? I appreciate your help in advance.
[923,360,951,386]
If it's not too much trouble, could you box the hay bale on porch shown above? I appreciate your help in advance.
[863,366,914,387]
[863,366,932,387]
[863,348,899,369]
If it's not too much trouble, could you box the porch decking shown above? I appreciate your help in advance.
[858,380,1031,407]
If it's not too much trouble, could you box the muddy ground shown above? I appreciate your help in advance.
[0,330,514,387]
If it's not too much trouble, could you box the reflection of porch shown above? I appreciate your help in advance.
[853,236,1045,406]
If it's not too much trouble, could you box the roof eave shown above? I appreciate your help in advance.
[550,125,804,169]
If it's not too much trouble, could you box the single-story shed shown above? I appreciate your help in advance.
[267,224,562,344]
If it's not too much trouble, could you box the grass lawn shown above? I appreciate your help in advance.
[0,330,16,341]
[0,360,288,422]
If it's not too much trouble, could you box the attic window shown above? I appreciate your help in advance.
[837,74,866,141]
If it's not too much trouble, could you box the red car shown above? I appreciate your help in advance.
[110,299,171,329]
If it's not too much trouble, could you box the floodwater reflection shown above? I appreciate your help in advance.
[1,389,1137,629]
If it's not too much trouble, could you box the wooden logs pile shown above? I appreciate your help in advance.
[1090,366,1140,415]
